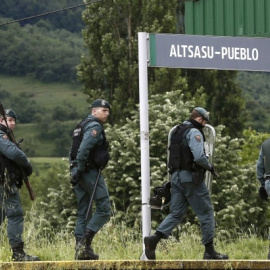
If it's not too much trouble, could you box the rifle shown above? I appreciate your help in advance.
[0,102,35,200]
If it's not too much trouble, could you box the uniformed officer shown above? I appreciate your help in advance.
[257,137,270,200]
[70,99,111,260]
[0,109,39,261]
[144,107,229,260]
[256,137,270,259]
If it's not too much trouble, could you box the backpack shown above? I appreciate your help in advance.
[167,123,194,174]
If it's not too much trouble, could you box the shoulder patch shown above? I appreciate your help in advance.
[1,134,8,140]
[195,135,201,142]
[91,129,98,137]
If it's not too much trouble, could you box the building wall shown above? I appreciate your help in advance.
[185,0,270,37]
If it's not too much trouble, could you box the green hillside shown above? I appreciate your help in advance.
[0,74,88,111]
[1,71,270,157]
[0,75,89,157]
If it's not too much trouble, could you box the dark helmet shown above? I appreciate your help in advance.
[194,107,210,121]
[149,181,171,209]
[3,109,17,121]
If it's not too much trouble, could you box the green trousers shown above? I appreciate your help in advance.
[0,184,24,247]
[73,169,111,238]
[157,171,215,245]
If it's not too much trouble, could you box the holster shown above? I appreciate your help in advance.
[192,164,206,185]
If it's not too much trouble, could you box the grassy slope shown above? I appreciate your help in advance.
[0,74,88,111]
[0,74,89,156]
[14,123,55,156]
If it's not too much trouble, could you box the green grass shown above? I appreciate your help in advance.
[0,212,269,261]
[15,123,57,157]
[0,74,88,112]
[0,74,89,157]
[29,157,67,164]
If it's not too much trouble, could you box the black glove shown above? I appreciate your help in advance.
[259,186,268,201]
[24,164,33,176]
[209,165,219,179]
[70,170,82,186]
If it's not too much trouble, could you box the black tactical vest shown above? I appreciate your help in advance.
[262,138,270,175]
[70,119,110,169]
[168,123,195,174]
[0,153,23,188]
[0,124,24,188]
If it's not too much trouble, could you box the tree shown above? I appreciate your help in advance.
[184,69,247,138]
[78,0,248,138]
[0,0,85,32]
[78,0,181,123]
[212,127,270,236]
[0,18,84,82]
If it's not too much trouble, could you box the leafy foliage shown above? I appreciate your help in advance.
[104,88,196,225]
[0,18,84,82]
[185,70,247,137]
[0,90,42,123]
[212,127,270,236]
[0,0,85,32]
[0,88,84,156]
[78,0,248,140]
[20,89,270,239]
[103,89,269,234]
[20,160,78,234]
[78,0,182,123]
[237,71,270,132]
[239,129,270,165]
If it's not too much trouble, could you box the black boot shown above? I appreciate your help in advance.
[84,229,99,260]
[12,242,40,261]
[144,233,161,260]
[75,237,86,260]
[203,241,229,260]
[75,229,99,260]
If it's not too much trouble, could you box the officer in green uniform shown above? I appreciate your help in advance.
[257,137,270,199]
[144,107,228,260]
[257,137,270,259]
[70,99,111,260]
[0,109,39,261]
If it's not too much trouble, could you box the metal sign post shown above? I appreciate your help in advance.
[138,32,151,260]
